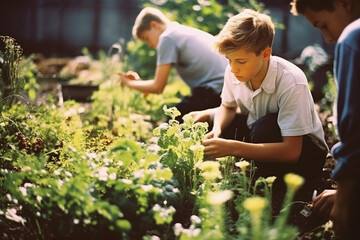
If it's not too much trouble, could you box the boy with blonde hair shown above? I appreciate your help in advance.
[194,9,328,212]
[120,7,228,121]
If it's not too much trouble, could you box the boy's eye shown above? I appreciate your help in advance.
[228,59,246,64]
[319,24,327,30]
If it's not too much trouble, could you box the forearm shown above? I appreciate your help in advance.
[125,79,162,93]
[225,139,301,163]
[213,105,236,135]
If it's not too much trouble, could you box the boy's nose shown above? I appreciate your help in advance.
[230,65,239,74]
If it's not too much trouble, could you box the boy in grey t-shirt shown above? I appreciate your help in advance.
[119,7,227,121]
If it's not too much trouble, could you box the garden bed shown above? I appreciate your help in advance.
[0,48,339,240]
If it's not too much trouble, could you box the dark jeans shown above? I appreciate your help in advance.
[170,87,221,123]
[223,112,326,180]
[223,113,327,215]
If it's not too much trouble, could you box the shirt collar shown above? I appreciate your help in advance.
[260,56,276,94]
[230,55,277,93]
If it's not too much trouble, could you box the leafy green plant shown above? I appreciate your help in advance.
[153,106,208,194]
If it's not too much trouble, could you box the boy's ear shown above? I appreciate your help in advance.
[262,47,272,60]
[150,20,160,28]
[337,0,351,12]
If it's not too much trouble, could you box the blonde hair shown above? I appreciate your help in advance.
[215,9,275,56]
[132,7,170,40]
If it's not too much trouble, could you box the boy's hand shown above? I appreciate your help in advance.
[119,71,140,87]
[118,71,149,97]
[189,108,215,123]
[202,138,230,158]
[311,189,336,216]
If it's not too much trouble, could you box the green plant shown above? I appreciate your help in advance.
[0,36,24,110]
[154,106,208,194]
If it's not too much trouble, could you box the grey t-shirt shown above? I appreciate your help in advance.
[157,22,228,94]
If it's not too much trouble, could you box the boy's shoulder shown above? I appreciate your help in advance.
[271,56,304,73]
[268,55,307,85]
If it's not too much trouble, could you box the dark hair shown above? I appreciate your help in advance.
[290,0,335,15]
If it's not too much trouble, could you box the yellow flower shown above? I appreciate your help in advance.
[243,197,267,214]
[197,161,222,180]
[243,197,267,235]
[235,160,250,172]
[284,173,304,193]
[265,176,277,188]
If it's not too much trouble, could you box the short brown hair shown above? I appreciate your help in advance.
[215,9,275,56]
[290,0,360,19]
[132,7,170,39]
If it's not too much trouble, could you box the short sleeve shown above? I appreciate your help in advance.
[157,37,177,66]
[221,66,237,108]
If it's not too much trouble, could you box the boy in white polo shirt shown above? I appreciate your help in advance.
[194,9,328,213]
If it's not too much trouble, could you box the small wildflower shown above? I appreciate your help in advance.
[243,197,267,214]
[324,220,333,231]
[109,172,116,180]
[206,190,232,205]
[141,185,153,192]
[190,215,201,225]
[121,179,132,184]
[19,187,27,196]
[173,223,183,236]
[284,173,304,193]
[265,176,277,188]
[98,167,109,181]
[243,197,267,235]
[235,160,250,172]
[197,161,222,180]
[5,208,26,225]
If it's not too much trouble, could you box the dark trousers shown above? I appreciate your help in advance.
[170,87,221,123]
[223,113,327,216]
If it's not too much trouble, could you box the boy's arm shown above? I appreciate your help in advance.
[120,63,172,94]
[203,134,303,163]
[205,104,237,139]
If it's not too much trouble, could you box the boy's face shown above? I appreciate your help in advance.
[302,1,352,42]
[225,47,271,85]
[139,21,163,48]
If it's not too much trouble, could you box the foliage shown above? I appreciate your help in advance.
[0,34,335,239]
[154,106,208,195]
[0,36,24,110]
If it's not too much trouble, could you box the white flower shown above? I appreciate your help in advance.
[121,179,132,184]
[24,183,33,188]
[19,187,27,196]
[190,215,201,225]
[5,208,26,225]
[98,167,109,181]
[141,185,153,192]
[109,172,116,180]
[206,190,232,205]
[173,223,183,236]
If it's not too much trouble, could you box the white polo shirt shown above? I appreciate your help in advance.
[221,56,327,149]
